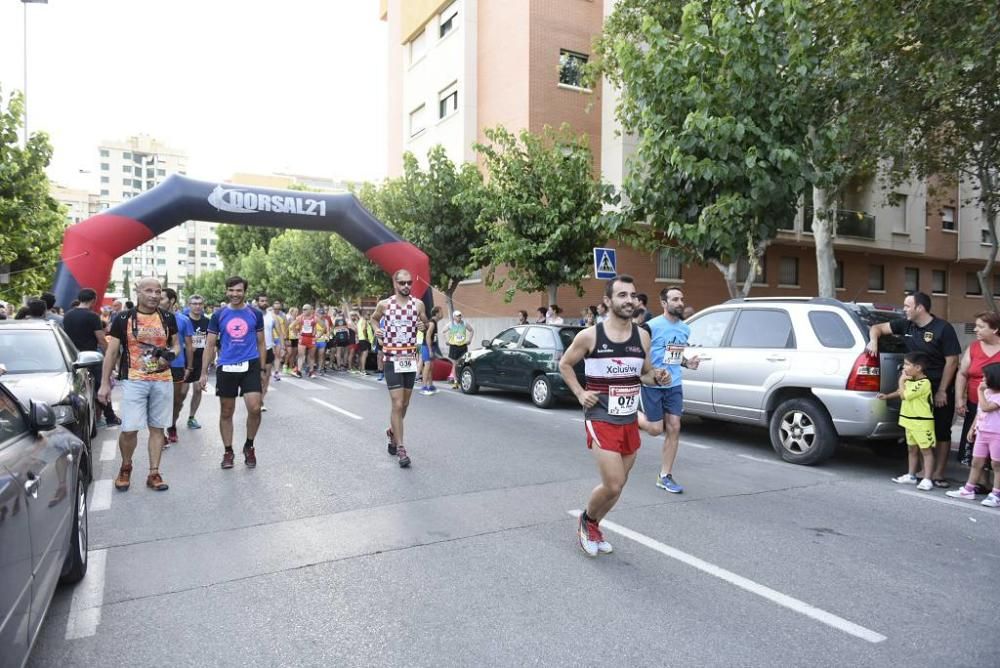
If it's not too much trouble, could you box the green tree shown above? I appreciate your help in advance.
[264,230,338,307]
[473,124,615,303]
[216,224,282,271]
[238,244,270,297]
[183,269,227,305]
[596,0,837,297]
[122,268,132,300]
[372,146,488,312]
[0,89,65,301]
[863,0,1000,310]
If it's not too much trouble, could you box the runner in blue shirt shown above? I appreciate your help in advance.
[638,286,701,494]
[161,289,194,446]
[199,276,266,470]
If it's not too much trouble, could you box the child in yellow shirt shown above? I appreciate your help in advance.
[878,352,935,491]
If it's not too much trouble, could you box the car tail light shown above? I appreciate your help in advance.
[846,352,881,392]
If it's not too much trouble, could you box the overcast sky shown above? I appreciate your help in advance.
[0,0,388,190]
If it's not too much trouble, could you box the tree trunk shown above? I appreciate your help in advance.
[812,184,837,298]
[710,260,739,298]
[977,165,999,314]
[445,280,458,316]
[547,283,558,306]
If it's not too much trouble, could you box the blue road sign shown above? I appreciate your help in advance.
[593,247,617,280]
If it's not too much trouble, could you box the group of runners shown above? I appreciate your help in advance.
[101,269,692,558]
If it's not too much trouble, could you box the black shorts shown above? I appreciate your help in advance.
[265,349,275,365]
[171,367,187,383]
[929,380,955,442]
[288,338,298,349]
[384,364,417,391]
[448,344,469,361]
[192,350,204,379]
[216,359,262,398]
[356,340,371,353]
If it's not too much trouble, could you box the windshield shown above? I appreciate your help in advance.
[0,329,68,374]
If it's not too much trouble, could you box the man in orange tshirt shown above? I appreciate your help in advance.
[99,277,179,492]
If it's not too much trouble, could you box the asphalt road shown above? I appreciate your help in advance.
[27,371,1000,667]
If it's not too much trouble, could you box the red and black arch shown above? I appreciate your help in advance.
[54,175,432,310]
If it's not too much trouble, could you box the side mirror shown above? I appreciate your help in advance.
[73,350,104,369]
[29,400,57,433]
[482,340,492,349]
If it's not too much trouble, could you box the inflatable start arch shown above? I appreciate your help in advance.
[53,174,433,311]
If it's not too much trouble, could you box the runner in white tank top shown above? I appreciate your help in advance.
[370,269,428,468]
[559,274,669,557]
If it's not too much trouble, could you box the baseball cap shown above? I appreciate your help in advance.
[454,310,463,316]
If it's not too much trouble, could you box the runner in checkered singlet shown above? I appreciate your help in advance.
[370,269,428,468]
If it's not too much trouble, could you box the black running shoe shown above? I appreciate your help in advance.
[386,428,397,456]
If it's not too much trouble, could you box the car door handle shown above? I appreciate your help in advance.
[24,474,39,499]
[766,355,787,362]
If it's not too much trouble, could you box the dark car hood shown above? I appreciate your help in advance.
[2,372,71,407]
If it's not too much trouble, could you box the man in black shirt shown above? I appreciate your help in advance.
[868,291,961,486]
[63,288,121,426]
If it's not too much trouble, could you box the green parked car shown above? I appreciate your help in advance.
[457,324,585,408]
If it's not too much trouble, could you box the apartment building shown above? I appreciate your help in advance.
[382,1,999,324]
[95,135,220,297]
[51,183,98,226]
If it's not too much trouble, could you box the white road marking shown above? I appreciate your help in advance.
[280,377,318,390]
[679,440,713,450]
[570,417,586,423]
[309,398,363,420]
[568,511,886,644]
[100,439,117,461]
[314,376,375,391]
[896,489,1000,516]
[65,549,108,639]
[90,480,113,512]
[737,454,838,477]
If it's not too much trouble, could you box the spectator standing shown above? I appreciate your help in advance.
[161,288,194,446]
[947,363,1000,506]
[868,292,961,487]
[953,312,1000,488]
[535,307,548,324]
[98,277,178,492]
[877,352,937,490]
[41,292,63,326]
[517,310,529,325]
[547,305,565,325]
[63,288,121,426]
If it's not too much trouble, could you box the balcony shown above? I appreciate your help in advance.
[803,207,876,240]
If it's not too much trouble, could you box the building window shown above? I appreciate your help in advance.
[982,229,993,245]
[932,269,947,294]
[122,165,132,173]
[966,272,983,295]
[657,250,682,280]
[409,28,427,64]
[100,176,109,184]
[146,168,154,178]
[188,238,196,244]
[122,152,132,160]
[200,238,208,245]
[121,257,131,267]
[870,266,890,292]
[100,189,109,196]
[439,2,458,39]
[736,256,766,284]
[210,252,217,258]
[893,193,908,233]
[409,104,427,137]
[559,50,589,89]
[122,178,131,186]
[132,179,142,188]
[177,259,186,266]
[157,168,166,176]
[778,257,799,286]
[941,206,956,231]
[100,162,109,171]
[438,83,458,119]
[835,260,844,290]
[201,251,208,257]
[156,259,166,266]
[904,267,919,293]
[156,245,166,252]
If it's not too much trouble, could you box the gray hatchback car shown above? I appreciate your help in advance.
[681,297,906,465]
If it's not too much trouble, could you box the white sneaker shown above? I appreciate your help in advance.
[597,538,613,554]
[946,487,976,500]
[916,477,934,491]
[577,516,598,557]
[892,474,918,485]
[982,493,1000,508]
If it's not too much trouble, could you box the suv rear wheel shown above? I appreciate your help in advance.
[769,398,837,465]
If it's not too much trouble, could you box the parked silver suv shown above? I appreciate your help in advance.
[682,297,906,465]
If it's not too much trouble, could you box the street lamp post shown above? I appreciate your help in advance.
[21,0,49,148]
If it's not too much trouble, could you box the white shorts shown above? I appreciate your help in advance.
[120,380,173,432]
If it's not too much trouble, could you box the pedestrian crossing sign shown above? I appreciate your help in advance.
[593,247,617,279]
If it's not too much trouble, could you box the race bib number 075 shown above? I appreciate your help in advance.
[608,385,640,417]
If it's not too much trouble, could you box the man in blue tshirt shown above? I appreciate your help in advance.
[198,276,266,470]
[161,289,194,446]
[638,286,701,494]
